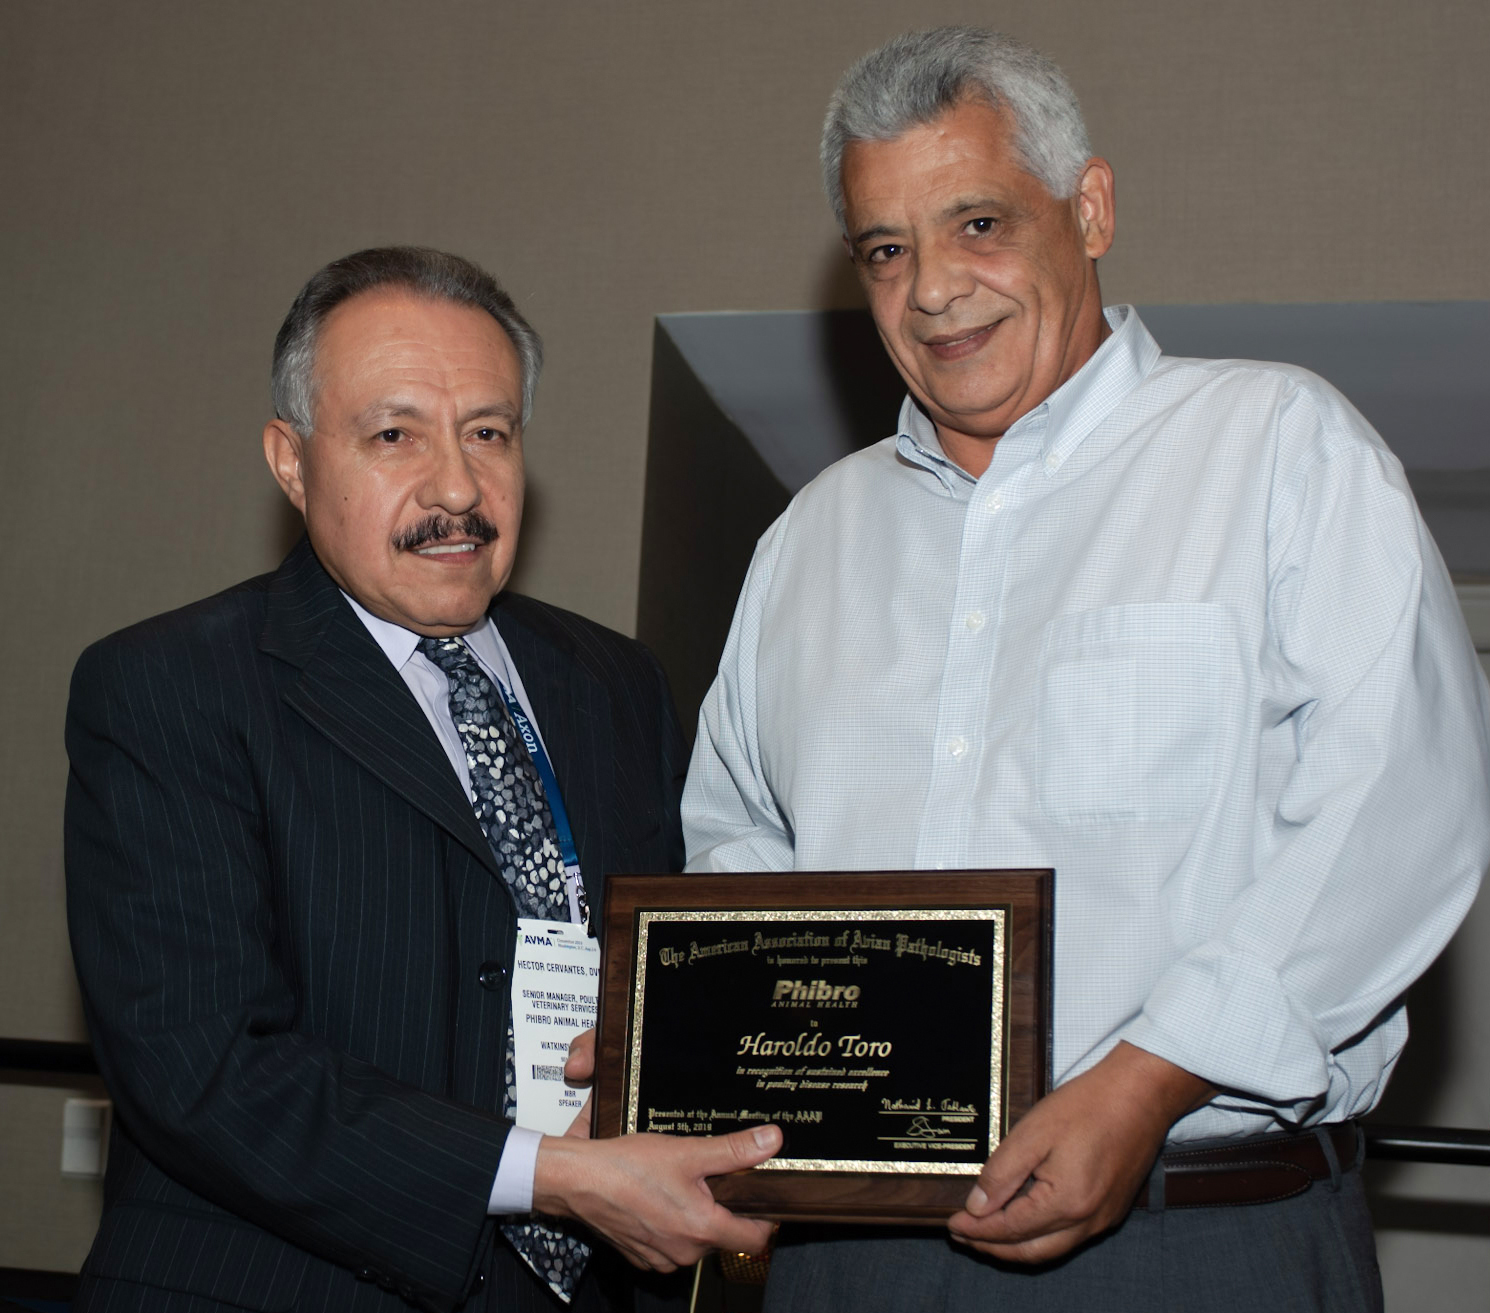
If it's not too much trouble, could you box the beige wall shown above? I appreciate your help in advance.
[0,1076,108,1273]
[2,0,1486,1277]
[7,0,1489,1038]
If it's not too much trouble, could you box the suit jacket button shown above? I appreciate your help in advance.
[472,1273,486,1291]
[478,961,506,990]
[355,1268,376,1282]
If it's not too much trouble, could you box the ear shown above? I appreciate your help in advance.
[263,419,308,515]
[1074,157,1116,261]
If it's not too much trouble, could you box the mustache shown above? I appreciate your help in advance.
[392,513,499,552]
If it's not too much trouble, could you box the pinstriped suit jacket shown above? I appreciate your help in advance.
[64,537,686,1313]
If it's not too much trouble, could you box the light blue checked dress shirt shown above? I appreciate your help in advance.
[683,305,1490,1142]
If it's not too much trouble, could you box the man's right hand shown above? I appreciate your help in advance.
[533,1125,781,1271]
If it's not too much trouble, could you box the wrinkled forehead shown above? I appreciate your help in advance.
[311,290,522,409]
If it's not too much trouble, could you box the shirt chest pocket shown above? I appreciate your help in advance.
[1036,604,1233,825]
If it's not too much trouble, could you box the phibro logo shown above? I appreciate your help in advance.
[772,978,861,1003]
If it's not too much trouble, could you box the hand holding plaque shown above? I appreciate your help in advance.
[592,871,1053,1225]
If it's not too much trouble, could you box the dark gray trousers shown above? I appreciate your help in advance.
[764,1165,1381,1312]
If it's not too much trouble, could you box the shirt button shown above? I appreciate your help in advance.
[982,493,1003,514]
[478,961,507,990]
[947,736,968,759]
[964,610,986,633]
[1045,452,1059,473]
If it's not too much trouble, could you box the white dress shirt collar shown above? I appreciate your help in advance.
[895,303,1161,490]
[342,592,510,682]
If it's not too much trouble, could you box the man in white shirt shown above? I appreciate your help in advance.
[683,28,1490,1311]
[66,246,779,1312]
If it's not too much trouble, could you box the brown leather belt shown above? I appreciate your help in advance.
[1133,1123,1360,1210]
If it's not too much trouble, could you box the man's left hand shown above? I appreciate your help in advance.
[947,1041,1213,1263]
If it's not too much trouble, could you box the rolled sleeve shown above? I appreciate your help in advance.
[1122,396,1490,1117]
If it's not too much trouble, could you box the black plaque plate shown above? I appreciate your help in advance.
[593,871,1053,1224]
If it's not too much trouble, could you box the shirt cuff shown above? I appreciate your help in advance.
[487,1126,543,1215]
[1119,949,1328,1111]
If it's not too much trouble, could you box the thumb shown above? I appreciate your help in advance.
[695,1124,783,1176]
[969,1132,1044,1215]
[564,1028,596,1084]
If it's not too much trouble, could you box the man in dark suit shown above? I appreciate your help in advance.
[64,247,779,1312]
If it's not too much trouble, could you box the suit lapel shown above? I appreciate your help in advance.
[260,539,499,878]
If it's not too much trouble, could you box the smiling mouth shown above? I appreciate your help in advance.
[394,513,498,556]
[922,321,1002,359]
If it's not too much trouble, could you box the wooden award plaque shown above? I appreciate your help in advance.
[592,870,1053,1226]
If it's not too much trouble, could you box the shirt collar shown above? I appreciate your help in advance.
[896,401,973,494]
[342,591,506,679]
[894,305,1161,487]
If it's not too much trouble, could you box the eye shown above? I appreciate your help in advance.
[472,427,505,442]
[375,428,404,443]
[963,216,998,236]
[865,243,905,266]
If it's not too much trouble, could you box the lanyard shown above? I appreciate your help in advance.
[493,678,588,929]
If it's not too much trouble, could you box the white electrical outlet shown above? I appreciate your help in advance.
[61,1097,111,1178]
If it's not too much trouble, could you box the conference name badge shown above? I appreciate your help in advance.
[511,918,600,1134]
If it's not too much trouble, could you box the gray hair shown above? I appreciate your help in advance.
[821,27,1092,231]
[271,246,544,435]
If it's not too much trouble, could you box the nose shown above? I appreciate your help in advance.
[418,433,481,516]
[907,240,975,316]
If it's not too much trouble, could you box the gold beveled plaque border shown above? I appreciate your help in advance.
[625,907,1007,1174]
[594,871,1054,1225]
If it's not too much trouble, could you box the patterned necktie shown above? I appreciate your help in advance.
[418,635,590,1303]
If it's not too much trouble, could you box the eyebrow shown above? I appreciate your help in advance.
[940,196,1007,222]
[849,222,903,247]
[353,399,521,429]
[849,196,1012,248]
[458,402,520,427]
